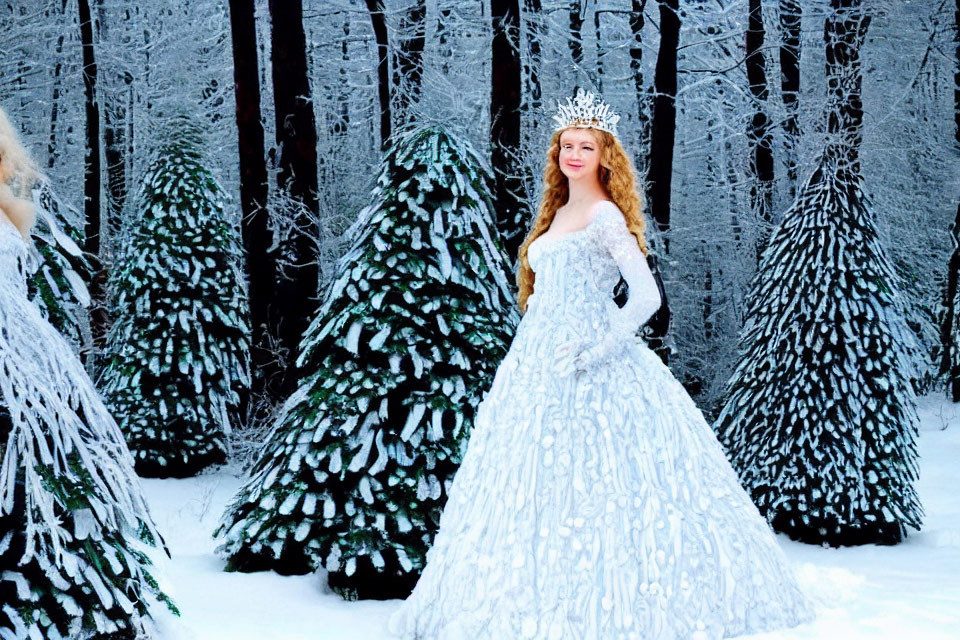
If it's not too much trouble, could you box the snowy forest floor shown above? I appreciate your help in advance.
[147,392,960,640]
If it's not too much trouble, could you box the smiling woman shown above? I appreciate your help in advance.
[388,88,815,640]
[559,127,598,172]
[514,95,651,317]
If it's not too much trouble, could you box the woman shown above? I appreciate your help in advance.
[0,107,174,639]
[388,89,814,639]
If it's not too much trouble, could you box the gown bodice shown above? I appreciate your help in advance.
[526,220,621,331]
[509,200,662,366]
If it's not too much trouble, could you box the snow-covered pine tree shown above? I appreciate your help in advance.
[100,123,250,478]
[0,405,178,640]
[1,187,176,636]
[712,149,924,546]
[215,124,519,600]
[26,180,93,350]
[714,0,923,548]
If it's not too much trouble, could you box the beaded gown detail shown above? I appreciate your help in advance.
[387,201,814,640]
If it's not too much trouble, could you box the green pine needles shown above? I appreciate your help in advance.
[0,410,178,639]
[713,151,924,546]
[26,180,93,350]
[101,132,250,478]
[216,125,519,600]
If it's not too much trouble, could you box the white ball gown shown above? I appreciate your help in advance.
[387,201,815,640]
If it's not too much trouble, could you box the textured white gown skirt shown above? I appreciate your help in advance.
[387,318,815,640]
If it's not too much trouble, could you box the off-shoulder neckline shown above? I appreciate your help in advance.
[532,200,617,250]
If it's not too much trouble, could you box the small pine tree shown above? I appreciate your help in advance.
[26,180,93,350]
[100,124,250,478]
[216,124,518,600]
[713,151,924,546]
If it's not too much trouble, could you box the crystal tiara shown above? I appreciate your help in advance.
[552,88,620,137]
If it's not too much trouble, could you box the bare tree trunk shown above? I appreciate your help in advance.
[268,0,320,394]
[337,17,351,135]
[321,13,351,191]
[942,207,960,400]
[746,0,775,262]
[229,0,280,409]
[126,81,134,187]
[79,0,100,251]
[629,1,650,175]
[824,0,869,165]
[594,10,605,91]
[491,0,526,261]
[393,0,425,126]
[436,3,454,74]
[47,0,69,170]
[523,0,543,110]
[78,0,106,364]
[365,0,391,148]
[779,0,802,197]
[639,0,679,362]
[102,78,129,238]
[648,0,679,254]
[568,1,584,69]
[96,3,128,239]
[101,108,124,235]
[940,0,960,399]
[746,2,774,217]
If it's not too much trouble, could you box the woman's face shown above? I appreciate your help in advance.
[558,127,601,183]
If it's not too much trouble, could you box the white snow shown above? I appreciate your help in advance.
[148,391,960,639]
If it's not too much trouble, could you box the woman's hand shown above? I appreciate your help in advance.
[551,340,581,377]
[555,331,627,377]
[572,334,620,373]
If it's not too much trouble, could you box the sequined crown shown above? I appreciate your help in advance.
[552,88,620,137]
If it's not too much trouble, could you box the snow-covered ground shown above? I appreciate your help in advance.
[147,391,960,640]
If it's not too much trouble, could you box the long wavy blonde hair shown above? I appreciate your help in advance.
[516,126,651,313]
[0,106,40,238]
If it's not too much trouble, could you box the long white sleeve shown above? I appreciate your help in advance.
[575,203,660,371]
